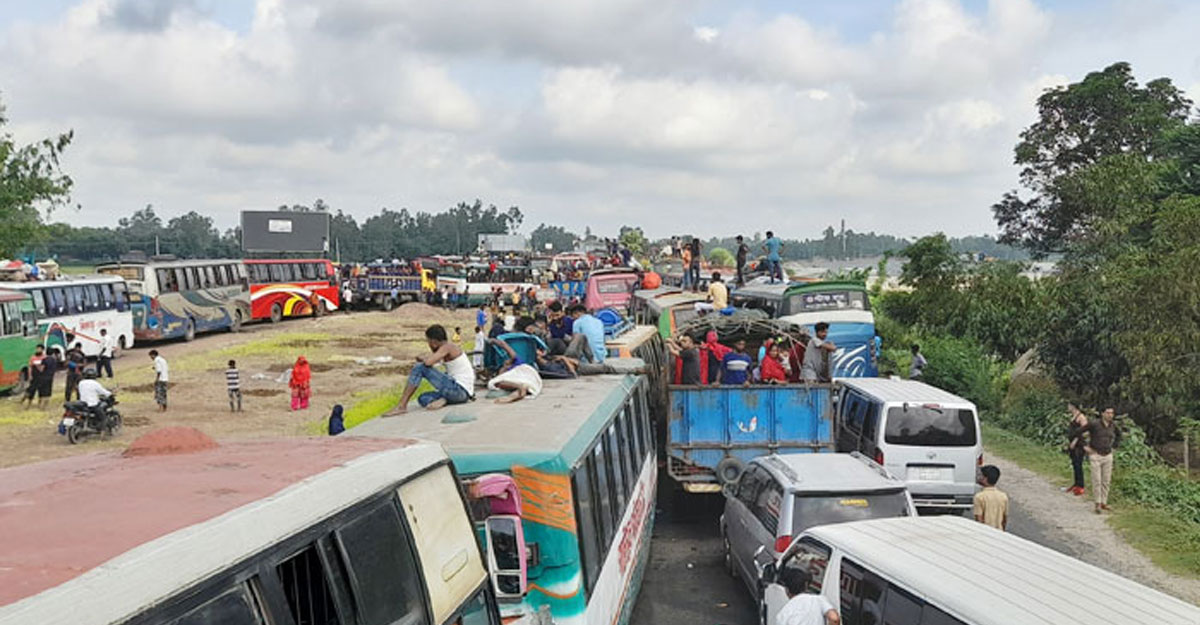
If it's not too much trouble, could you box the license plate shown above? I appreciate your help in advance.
[62,417,75,426]
[919,468,942,481]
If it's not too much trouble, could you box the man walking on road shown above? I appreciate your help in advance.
[150,350,169,412]
[1085,407,1121,514]
[973,465,1009,531]
[97,329,115,379]
[775,567,840,625]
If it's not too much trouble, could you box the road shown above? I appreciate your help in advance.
[629,486,1076,625]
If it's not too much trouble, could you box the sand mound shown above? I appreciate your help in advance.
[123,426,218,457]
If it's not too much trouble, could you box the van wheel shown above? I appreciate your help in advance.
[270,303,283,323]
[717,457,746,485]
[184,319,196,342]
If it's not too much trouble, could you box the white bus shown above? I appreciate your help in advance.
[759,516,1200,625]
[0,436,519,625]
[0,275,134,357]
[97,258,250,341]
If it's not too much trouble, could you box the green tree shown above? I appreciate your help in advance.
[707,247,734,267]
[993,62,1192,254]
[619,226,647,255]
[0,96,74,257]
[166,211,220,258]
[530,223,577,254]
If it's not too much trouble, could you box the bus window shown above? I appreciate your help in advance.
[188,268,201,290]
[113,282,130,312]
[614,418,634,498]
[334,498,427,625]
[30,288,47,317]
[158,269,178,293]
[604,428,627,514]
[275,545,341,625]
[203,266,216,288]
[2,301,19,336]
[269,264,286,283]
[301,263,316,280]
[85,285,101,311]
[47,288,66,316]
[99,284,114,309]
[64,287,81,314]
[213,266,227,287]
[166,584,265,625]
[172,268,189,291]
[572,460,602,594]
[592,445,615,550]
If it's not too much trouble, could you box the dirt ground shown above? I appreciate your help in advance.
[0,305,477,468]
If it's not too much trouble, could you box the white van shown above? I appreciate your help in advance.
[758,516,1200,625]
[836,378,981,512]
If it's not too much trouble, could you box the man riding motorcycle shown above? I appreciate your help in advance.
[76,369,112,426]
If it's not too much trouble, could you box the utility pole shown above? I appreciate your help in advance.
[840,219,846,258]
[155,235,160,256]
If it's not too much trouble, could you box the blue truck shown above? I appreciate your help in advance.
[350,274,423,310]
[666,383,836,493]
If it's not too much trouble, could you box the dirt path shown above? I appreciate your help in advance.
[0,304,476,468]
[988,453,1200,604]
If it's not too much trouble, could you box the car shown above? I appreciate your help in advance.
[720,452,917,599]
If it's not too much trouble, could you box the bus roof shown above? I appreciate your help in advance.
[243,258,329,264]
[836,377,975,408]
[0,436,435,621]
[731,281,791,300]
[804,516,1199,625]
[96,258,240,268]
[351,374,640,473]
[0,275,124,288]
[782,280,868,294]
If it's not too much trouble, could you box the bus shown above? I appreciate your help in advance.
[353,374,656,625]
[630,288,708,338]
[0,290,38,394]
[438,263,536,307]
[0,276,135,357]
[0,436,514,625]
[97,259,251,342]
[779,281,878,377]
[244,258,339,322]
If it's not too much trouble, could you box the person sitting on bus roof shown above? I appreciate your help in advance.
[391,325,475,415]
[565,304,606,365]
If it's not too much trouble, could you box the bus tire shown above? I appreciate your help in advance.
[229,310,243,333]
[716,457,746,486]
[118,336,128,351]
[184,319,196,342]
[269,303,283,324]
[382,296,395,312]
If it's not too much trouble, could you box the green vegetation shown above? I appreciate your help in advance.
[0,95,74,258]
[214,332,331,359]
[305,380,433,434]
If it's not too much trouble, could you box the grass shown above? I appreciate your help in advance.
[304,380,433,434]
[982,421,1200,578]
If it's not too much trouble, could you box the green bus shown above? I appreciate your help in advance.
[0,289,40,395]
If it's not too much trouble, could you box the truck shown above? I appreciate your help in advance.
[350,273,424,310]
[666,383,835,493]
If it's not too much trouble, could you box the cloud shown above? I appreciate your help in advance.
[2,0,1198,241]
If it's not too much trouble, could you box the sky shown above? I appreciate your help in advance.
[2,0,1199,241]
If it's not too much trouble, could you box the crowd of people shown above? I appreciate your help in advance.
[663,320,839,387]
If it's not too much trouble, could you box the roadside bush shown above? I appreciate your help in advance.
[917,334,1007,414]
[997,382,1066,446]
[876,290,918,327]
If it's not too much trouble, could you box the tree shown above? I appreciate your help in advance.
[166,211,220,258]
[994,63,1192,254]
[530,223,577,253]
[708,247,734,268]
[619,226,647,255]
[0,95,74,257]
[117,205,165,253]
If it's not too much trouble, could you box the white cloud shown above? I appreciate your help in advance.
[2,0,1198,240]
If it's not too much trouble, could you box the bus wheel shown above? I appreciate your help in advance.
[184,319,196,342]
[270,303,283,323]
[230,311,243,333]
[382,296,395,312]
[118,336,127,351]
[312,300,325,317]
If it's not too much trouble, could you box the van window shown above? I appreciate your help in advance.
[884,407,977,447]
[167,584,264,625]
[921,606,968,625]
[862,404,880,441]
[782,538,831,593]
[335,499,427,625]
[752,476,782,534]
[276,544,341,625]
[736,467,764,507]
[790,490,911,535]
[883,585,923,625]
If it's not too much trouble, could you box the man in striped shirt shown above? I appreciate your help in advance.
[226,360,242,412]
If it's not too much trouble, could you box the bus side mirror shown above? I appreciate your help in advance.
[485,515,527,598]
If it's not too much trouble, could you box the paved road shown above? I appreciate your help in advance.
[629,485,1078,625]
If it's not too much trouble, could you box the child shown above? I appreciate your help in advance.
[453,326,463,344]
[473,326,487,368]
[289,355,312,411]
[328,404,345,436]
[973,465,1009,531]
[225,359,243,412]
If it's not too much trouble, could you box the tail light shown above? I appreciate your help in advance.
[977,454,984,466]
[774,535,792,554]
[874,450,885,465]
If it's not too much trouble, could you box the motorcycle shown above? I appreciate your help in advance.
[59,394,123,445]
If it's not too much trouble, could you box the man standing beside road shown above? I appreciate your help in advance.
[801,322,837,383]
[1085,407,1121,514]
[763,230,784,283]
[150,349,169,412]
[97,329,115,379]
[775,567,840,625]
[909,343,927,379]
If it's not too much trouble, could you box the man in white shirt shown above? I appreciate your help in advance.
[150,349,169,411]
[801,322,838,383]
[775,567,839,625]
[97,328,116,379]
[77,369,112,423]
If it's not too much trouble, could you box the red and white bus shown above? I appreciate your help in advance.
[244,259,339,322]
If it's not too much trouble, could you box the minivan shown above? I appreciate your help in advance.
[836,378,982,512]
[720,452,916,598]
[757,516,1199,625]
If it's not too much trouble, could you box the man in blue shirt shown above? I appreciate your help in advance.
[565,304,608,374]
[476,304,488,330]
[718,339,753,386]
[763,230,784,283]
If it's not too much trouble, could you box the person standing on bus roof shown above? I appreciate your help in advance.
[149,350,169,411]
[391,325,475,414]
[681,244,693,290]
[689,238,702,292]
[776,567,840,625]
[97,329,115,379]
[735,235,750,287]
[764,231,784,283]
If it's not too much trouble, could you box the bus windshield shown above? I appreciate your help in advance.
[786,289,870,313]
[98,266,144,282]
